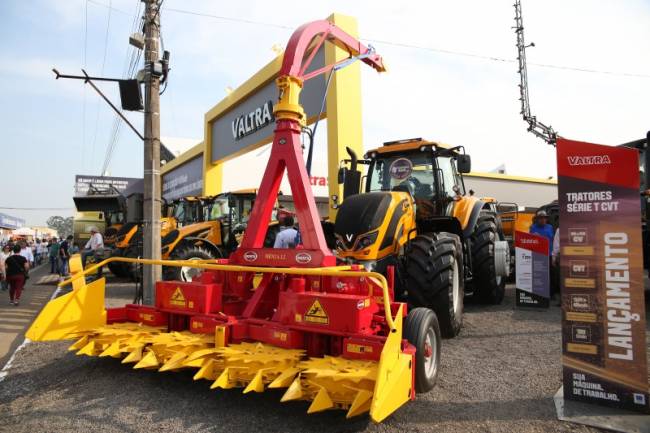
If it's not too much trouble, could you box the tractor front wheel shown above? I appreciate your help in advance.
[163,244,219,282]
[404,307,442,393]
[405,233,464,338]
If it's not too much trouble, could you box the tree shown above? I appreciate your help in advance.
[47,215,73,238]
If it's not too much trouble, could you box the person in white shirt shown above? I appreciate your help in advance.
[273,216,298,248]
[81,227,104,277]
[0,244,12,291]
[19,241,34,264]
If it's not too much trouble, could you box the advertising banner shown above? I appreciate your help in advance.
[162,155,203,201]
[0,213,25,230]
[74,175,141,195]
[515,231,550,308]
[210,48,326,164]
[557,137,649,413]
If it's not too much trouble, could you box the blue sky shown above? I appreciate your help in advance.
[1,0,649,225]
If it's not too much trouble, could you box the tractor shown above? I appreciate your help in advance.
[335,138,510,337]
[159,190,284,281]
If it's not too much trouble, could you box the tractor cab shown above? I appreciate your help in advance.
[363,138,471,221]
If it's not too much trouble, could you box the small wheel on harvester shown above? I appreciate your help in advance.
[163,244,219,282]
[405,233,464,338]
[470,210,506,304]
[404,307,442,393]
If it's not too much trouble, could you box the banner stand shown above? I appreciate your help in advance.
[554,386,650,433]
[514,230,550,309]
[554,137,650,430]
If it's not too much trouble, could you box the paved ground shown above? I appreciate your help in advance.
[0,279,648,432]
[0,262,55,368]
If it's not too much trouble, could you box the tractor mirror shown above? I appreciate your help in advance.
[457,154,472,173]
[338,167,347,185]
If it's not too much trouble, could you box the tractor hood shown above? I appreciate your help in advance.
[334,192,392,249]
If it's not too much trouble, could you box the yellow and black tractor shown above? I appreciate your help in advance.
[159,190,283,281]
[334,138,510,337]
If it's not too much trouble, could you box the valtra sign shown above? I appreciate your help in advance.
[231,101,274,141]
[557,137,649,414]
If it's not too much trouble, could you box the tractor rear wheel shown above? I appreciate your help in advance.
[163,244,219,282]
[405,233,464,338]
[404,307,441,393]
[470,210,506,304]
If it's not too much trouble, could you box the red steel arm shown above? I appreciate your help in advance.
[230,20,384,268]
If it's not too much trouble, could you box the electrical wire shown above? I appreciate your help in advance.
[0,207,74,211]
[85,0,650,79]
[101,1,144,175]
[90,0,113,174]
[81,0,89,171]
[158,5,650,79]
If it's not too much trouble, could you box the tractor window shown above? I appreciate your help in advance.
[367,155,435,200]
[206,198,230,221]
[173,203,185,222]
[436,156,462,197]
[241,198,254,223]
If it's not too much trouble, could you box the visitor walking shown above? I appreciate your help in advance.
[59,235,73,277]
[0,244,11,291]
[5,244,29,306]
[49,237,60,274]
[19,241,34,266]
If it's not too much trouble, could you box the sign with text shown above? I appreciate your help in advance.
[210,48,326,164]
[74,175,141,196]
[0,213,25,230]
[557,137,649,413]
[162,155,203,201]
[515,231,550,308]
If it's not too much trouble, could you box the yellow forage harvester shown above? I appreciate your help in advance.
[27,18,443,422]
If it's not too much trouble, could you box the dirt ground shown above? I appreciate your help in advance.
[0,281,648,433]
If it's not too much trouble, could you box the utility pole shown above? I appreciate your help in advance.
[513,0,557,145]
[142,0,162,303]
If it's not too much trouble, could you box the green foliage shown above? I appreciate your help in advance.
[46,215,74,238]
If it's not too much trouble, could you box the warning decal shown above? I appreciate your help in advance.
[304,299,329,324]
[170,287,186,307]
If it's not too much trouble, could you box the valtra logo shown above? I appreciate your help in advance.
[295,252,312,264]
[567,155,611,166]
[243,251,258,262]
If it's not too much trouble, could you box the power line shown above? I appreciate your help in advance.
[84,0,650,79]
[87,0,130,15]
[101,0,143,175]
[0,207,74,211]
[163,6,292,30]
[163,5,650,79]
[90,0,113,174]
[81,0,89,171]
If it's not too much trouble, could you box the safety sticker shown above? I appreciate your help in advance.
[304,299,329,324]
[170,287,186,307]
[347,343,373,354]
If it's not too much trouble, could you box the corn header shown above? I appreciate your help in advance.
[27,19,443,422]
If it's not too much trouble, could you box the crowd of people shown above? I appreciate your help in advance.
[0,236,79,306]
